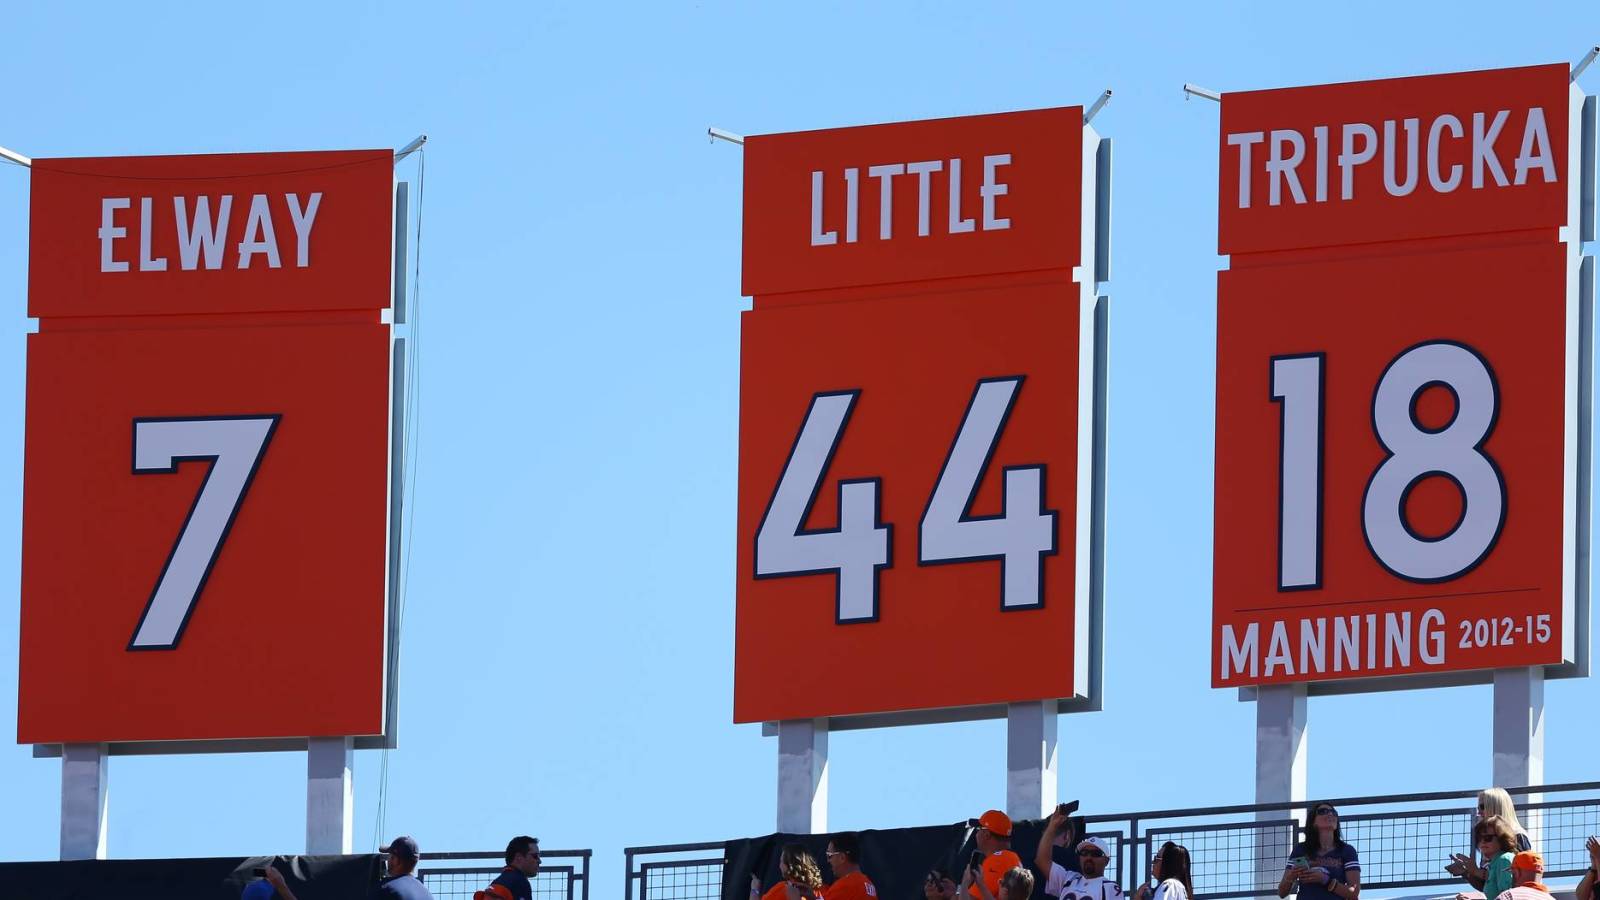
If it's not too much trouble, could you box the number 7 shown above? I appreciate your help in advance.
[128,415,280,650]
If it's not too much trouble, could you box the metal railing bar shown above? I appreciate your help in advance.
[639,858,726,871]
[1082,781,1600,824]
[625,841,727,855]
[1148,817,1299,835]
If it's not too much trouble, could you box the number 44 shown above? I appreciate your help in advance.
[754,377,1057,623]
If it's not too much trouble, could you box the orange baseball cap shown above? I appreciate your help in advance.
[1512,851,1544,873]
[978,810,1013,838]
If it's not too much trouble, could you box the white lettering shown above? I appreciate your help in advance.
[1267,129,1307,206]
[1472,110,1510,188]
[1421,609,1446,663]
[138,197,168,271]
[175,196,233,271]
[1514,107,1556,186]
[236,194,282,270]
[99,198,130,273]
[1339,123,1378,200]
[809,171,836,246]
[981,154,1011,230]
[906,160,943,237]
[1299,618,1326,675]
[1427,115,1464,192]
[948,157,975,233]
[1222,623,1260,680]
[1313,126,1329,202]
[1264,622,1294,677]
[1384,611,1412,667]
[1383,118,1420,197]
[844,167,859,243]
[1227,131,1265,208]
[868,164,905,240]
[1334,615,1360,672]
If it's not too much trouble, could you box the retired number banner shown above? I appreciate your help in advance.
[1212,64,1589,688]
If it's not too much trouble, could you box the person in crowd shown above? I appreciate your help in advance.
[968,810,1024,900]
[1043,836,1124,900]
[1452,816,1519,900]
[377,836,435,899]
[825,832,877,900]
[1479,789,1533,850]
[1450,789,1535,887]
[480,836,541,900]
[254,868,289,900]
[1034,804,1084,883]
[1277,802,1359,900]
[750,843,826,900]
[1133,842,1193,900]
[1575,836,1599,900]
[927,869,960,900]
[1493,851,1549,900]
[968,866,1036,900]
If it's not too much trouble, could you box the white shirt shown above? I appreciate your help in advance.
[1047,867,1126,900]
[1152,879,1189,900]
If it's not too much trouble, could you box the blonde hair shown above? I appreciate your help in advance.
[1474,815,1518,854]
[779,844,825,891]
[1001,866,1035,899]
[1479,788,1527,837]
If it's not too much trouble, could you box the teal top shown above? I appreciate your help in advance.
[1484,851,1515,900]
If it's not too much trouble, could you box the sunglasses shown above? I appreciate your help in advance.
[1078,850,1107,859]
[1314,806,1338,816]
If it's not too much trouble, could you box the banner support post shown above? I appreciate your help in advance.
[776,718,828,833]
[60,742,109,860]
[1006,700,1059,819]
[1255,685,1306,890]
[1491,667,1545,787]
[307,736,355,854]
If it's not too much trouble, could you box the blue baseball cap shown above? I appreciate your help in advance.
[242,879,276,900]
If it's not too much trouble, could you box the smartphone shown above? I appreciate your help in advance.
[252,867,268,877]
[1057,800,1081,816]
[970,850,986,873]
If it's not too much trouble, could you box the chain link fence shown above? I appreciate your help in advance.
[625,783,1600,900]
[419,849,590,900]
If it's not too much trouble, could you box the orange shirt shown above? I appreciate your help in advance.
[764,882,824,900]
[970,850,1023,899]
[829,871,877,900]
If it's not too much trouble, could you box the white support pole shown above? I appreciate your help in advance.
[60,743,109,860]
[776,718,828,833]
[1006,701,1059,820]
[1255,686,1307,891]
[307,736,355,854]
[1492,668,1545,787]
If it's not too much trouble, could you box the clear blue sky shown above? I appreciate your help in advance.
[2,3,1600,896]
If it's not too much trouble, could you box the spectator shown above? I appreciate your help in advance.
[1575,837,1599,900]
[1492,851,1548,900]
[926,868,959,900]
[1043,836,1124,900]
[970,866,1036,900]
[481,836,541,900]
[826,832,877,900]
[378,836,434,899]
[1478,789,1533,851]
[750,843,825,900]
[1452,817,1519,900]
[1034,805,1083,882]
[1134,842,1193,900]
[1277,802,1359,900]
[253,869,288,900]
[967,811,1024,900]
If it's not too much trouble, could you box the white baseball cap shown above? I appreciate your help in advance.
[1076,837,1111,857]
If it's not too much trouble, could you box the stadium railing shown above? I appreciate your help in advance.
[419,848,591,900]
[624,782,1600,900]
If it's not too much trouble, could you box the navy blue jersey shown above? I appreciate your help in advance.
[376,873,435,900]
[492,868,534,900]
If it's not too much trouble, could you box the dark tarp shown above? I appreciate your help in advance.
[0,853,384,900]
[722,815,1089,900]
